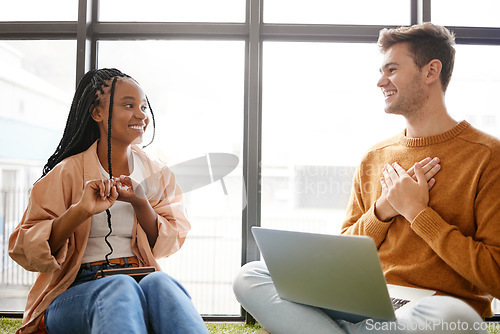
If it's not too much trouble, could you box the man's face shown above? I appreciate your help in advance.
[377,43,426,118]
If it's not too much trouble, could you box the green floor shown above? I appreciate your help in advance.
[0,318,263,334]
[2,317,500,334]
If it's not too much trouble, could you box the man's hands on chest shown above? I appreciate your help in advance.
[375,157,441,222]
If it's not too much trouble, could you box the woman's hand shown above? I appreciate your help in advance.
[115,175,158,247]
[49,178,118,254]
[115,175,147,205]
[76,179,118,217]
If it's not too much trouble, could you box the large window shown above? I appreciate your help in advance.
[261,42,405,235]
[446,45,500,137]
[431,0,500,28]
[0,1,77,21]
[99,40,245,314]
[99,0,245,23]
[0,40,75,312]
[261,42,500,236]
[1,0,499,319]
[264,0,410,25]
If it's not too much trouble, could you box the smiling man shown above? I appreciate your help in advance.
[341,22,500,329]
[233,23,500,334]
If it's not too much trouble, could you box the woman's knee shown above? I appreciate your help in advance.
[139,271,191,299]
[102,273,137,287]
[98,275,144,303]
[86,275,148,331]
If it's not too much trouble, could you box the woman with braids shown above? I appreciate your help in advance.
[9,68,208,334]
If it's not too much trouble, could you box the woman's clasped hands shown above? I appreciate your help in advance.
[77,175,146,217]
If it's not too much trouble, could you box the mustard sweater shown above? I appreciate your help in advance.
[342,121,500,318]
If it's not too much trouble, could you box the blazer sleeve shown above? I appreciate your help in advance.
[153,166,190,258]
[135,163,191,260]
[8,163,79,273]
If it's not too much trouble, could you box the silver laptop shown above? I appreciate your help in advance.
[251,227,435,321]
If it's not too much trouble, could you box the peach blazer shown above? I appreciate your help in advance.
[9,141,190,333]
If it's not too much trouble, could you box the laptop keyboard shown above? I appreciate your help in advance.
[391,297,410,310]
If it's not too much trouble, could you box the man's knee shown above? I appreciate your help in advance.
[233,262,266,295]
[233,261,273,307]
[429,296,481,321]
[440,297,484,331]
[411,296,485,333]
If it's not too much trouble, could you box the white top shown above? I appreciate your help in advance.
[81,151,147,263]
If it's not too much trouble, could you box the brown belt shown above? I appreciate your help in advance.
[82,256,139,268]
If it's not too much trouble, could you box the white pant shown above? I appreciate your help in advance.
[233,261,486,334]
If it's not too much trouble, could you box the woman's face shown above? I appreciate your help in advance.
[93,78,150,146]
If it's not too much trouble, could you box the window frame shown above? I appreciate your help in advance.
[0,0,499,322]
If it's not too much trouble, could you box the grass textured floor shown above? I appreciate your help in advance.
[0,318,263,334]
[2,317,500,333]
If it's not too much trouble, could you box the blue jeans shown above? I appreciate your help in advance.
[45,265,208,334]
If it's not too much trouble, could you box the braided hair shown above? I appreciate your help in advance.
[42,68,157,266]
[42,68,156,177]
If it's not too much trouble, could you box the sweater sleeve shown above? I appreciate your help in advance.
[341,165,393,248]
[411,153,500,299]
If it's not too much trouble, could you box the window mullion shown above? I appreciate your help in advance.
[242,0,263,267]
[76,0,97,85]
